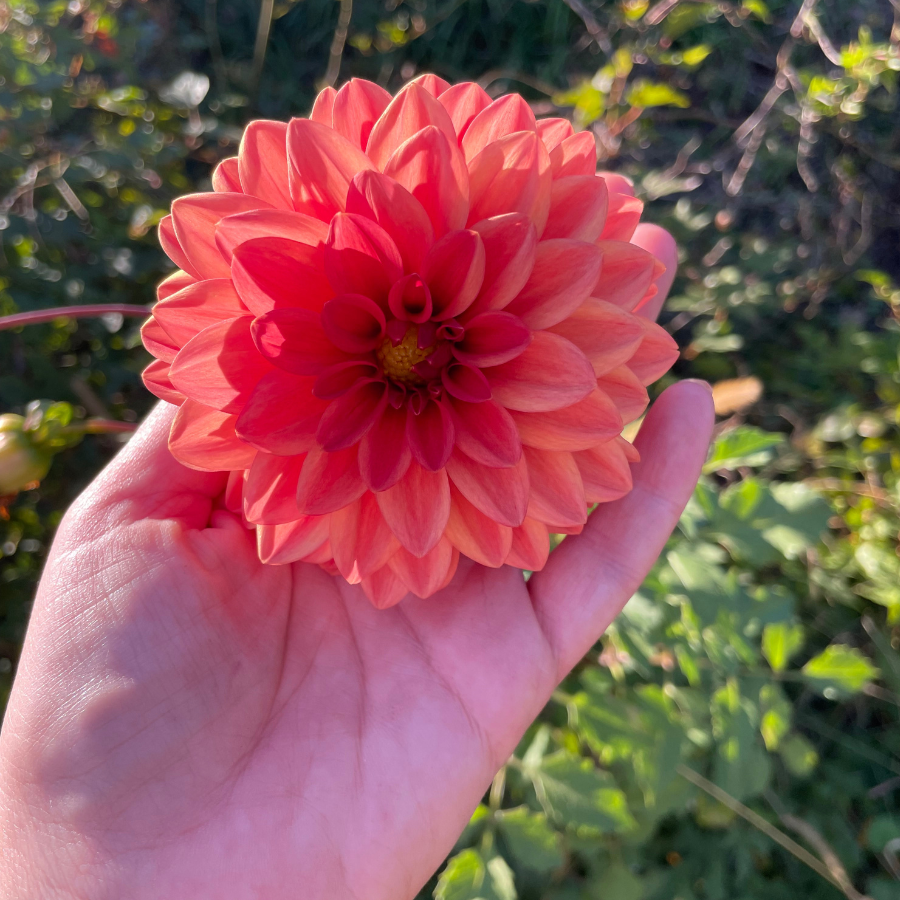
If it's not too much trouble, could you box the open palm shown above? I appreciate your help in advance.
[0,232,713,900]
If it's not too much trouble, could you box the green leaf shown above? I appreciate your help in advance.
[802,644,880,697]
[703,427,784,473]
[435,850,517,900]
[758,683,791,750]
[592,863,644,900]
[626,80,690,109]
[741,0,772,22]
[496,807,563,873]
[682,44,713,66]
[761,622,805,672]
[778,734,819,776]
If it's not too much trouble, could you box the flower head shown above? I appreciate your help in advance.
[142,76,678,607]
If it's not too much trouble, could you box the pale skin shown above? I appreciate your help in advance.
[0,226,714,899]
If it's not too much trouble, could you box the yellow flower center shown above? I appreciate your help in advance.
[376,326,435,386]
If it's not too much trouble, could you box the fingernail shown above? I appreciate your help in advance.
[680,378,713,396]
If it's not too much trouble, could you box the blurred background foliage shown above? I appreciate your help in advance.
[1,0,899,897]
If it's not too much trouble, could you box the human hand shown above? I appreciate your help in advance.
[0,226,713,900]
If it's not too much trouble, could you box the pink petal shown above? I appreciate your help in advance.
[510,388,622,451]
[244,452,306,524]
[485,331,595,412]
[359,404,411,491]
[523,446,586,527]
[573,437,634,504]
[366,82,458,171]
[252,307,348,375]
[158,214,198,279]
[438,82,492,141]
[547,298,644,377]
[625,318,680,385]
[383,125,468,239]
[169,316,270,414]
[239,120,291,208]
[445,447,528,527]
[169,399,256,471]
[376,461,450,557]
[461,94,537,161]
[467,131,552,236]
[411,73,451,97]
[441,363,491,403]
[212,157,242,192]
[388,538,454,598]
[389,274,433,323]
[153,279,246,347]
[592,240,658,310]
[231,237,332,316]
[224,469,244,515]
[257,515,331,564]
[296,444,367,515]
[600,192,643,242]
[332,78,392,150]
[316,380,388,451]
[445,484,512,567]
[360,565,410,609]
[466,213,537,316]
[157,270,195,302]
[542,175,609,242]
[330,492,400,580]
[216,208,328,260]
[600,172,635,197]
[406,398,455,471]
[171,193,270,279]
[596,365,649,423]
[142,359,185,405]
[450,397,521,467]
[505,239,602,330]
[324,212,403,305]
[287,118,375,220]
[315,360,380,398]
[236,369,329,455]
[320,293,387,353]
[535,118,574,153]
[310,86,336,125]
[505,517,550,571]
[346,170,435,272]
[141,316,179,363]
[421,228,485,320]
[549,132,597,179]
[452,311,530,367]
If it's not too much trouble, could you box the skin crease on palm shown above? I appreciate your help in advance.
[0,223,714,900]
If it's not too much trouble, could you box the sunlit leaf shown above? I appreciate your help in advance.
[802,644,880,697]
[761,622,805,672]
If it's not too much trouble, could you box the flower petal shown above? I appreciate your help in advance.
[215,208,328,260]
[346,170,435,272]
[485,331,595,412]
[153,279,246,347]
[287,118,375,220]
[316,379,388,451]
[523,447,586,527]
[535,118,574,154]
[236,369,329,455]
[406,397,455,471]
[411,73,452,97]
[244,452,306,524]
[438,82,492,141]
[625,318,680,385]
[547,298,644,377]
[332,78,392,150]
[141,316,179,363]
[239,120,291,208]
[600,191,643,241]
[142,359,185,405]
[212,157,241,192]
[376,461,450,557]
[320,293,387,353]
[505,517,550,571]
[450,397,521,467]
[596,365,649,423]
[360,565,410,609]
[257,515,331,564]
[159,214,199,279]
[296,444,367,515]
[252,307,348,375]
[324,212,403,305]
[310,86,336,125]
[466,213,537,316]
[461,94,537,161]
[467,131,552,236]
[542,175,608,242]
[421,228,485,320]
[388,537,454,598]
[505,239,602,330]
[169,316,270,413]
[452,311,530,367]
[445,484,512,567]
[510,388,622,451]
[383,125,468,239]
[171,193,270,279]
[573,437,634,504]
[445,447,528,527]
[231,237,332,316]
[359,404,412,491]
[330,492,400,580]
[157,270,195,302]
[314,360,380,398]
[549,132,596,179]
[592,240,658,310]
[169,399,256,471]
[441,363,491,403]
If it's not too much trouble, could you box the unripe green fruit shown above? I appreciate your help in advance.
[0,426,52,495]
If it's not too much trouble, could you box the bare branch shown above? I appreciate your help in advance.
[321,0,353,89]
[645,0,681,26]
[561,0,612,53]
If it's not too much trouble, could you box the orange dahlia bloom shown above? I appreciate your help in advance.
[142,75,678,608]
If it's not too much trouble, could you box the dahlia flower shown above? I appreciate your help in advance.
[142,75,678,608]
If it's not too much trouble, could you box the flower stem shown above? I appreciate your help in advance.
[0,305,150,332]
[68,419,139,435]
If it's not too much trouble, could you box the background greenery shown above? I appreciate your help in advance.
[1,0,899,896]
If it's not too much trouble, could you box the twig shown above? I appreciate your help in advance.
[0,305,150,332]
[561,0,612,53]
[250,0,275,98]
[321,0,353,89]
[676,765,847,892]
[843,192,874,266]
[803,9,843,65]
[645,0,681,26]
[726,116,768,196]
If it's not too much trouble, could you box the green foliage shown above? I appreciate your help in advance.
[1,1,899,898]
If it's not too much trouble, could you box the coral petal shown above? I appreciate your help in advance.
[438,82,492,141]
[316,380,388,451]
[257,515,331,564]
[450,397,521,467]
[466,213,537,316]
[506,517,550,571]
[216,209,328,259]
[252,308,348,375]
[142,359,185,405]
[523,447,586,527]
[330,492,400,580]
[626,318,680,385]
[153,279,246,347]
[445,484,512,567]
[441,363,491,403]
[542,175,609,242]
[244,452,306,524]
[600,192,643,241]
[549,132,597,178]
[411,73,452,97]
[157,270,195,302]
[453,311,530,367]
[158,214,198,279]
[359,404,412,491]
[310,86,337,125]
[332,79,392,149]
[376,461,450,557]
[406,398,455,471]
[445,448,529,527]
[574,438,634,504]
[325,212,403,304]
[388,538,454,598]
[461,94,537,162]
[239,120,291,207]
[592,240,658,311]
[360,565,410,609]
[320,293,387,353]
[596,365,650,423]
[141,317,179,363]
[212,157,242,192]
[169,400,256,472]
[296,445,367,515]
[535,118,574,153]
[421,229,485,319]
[511,388,622,450]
